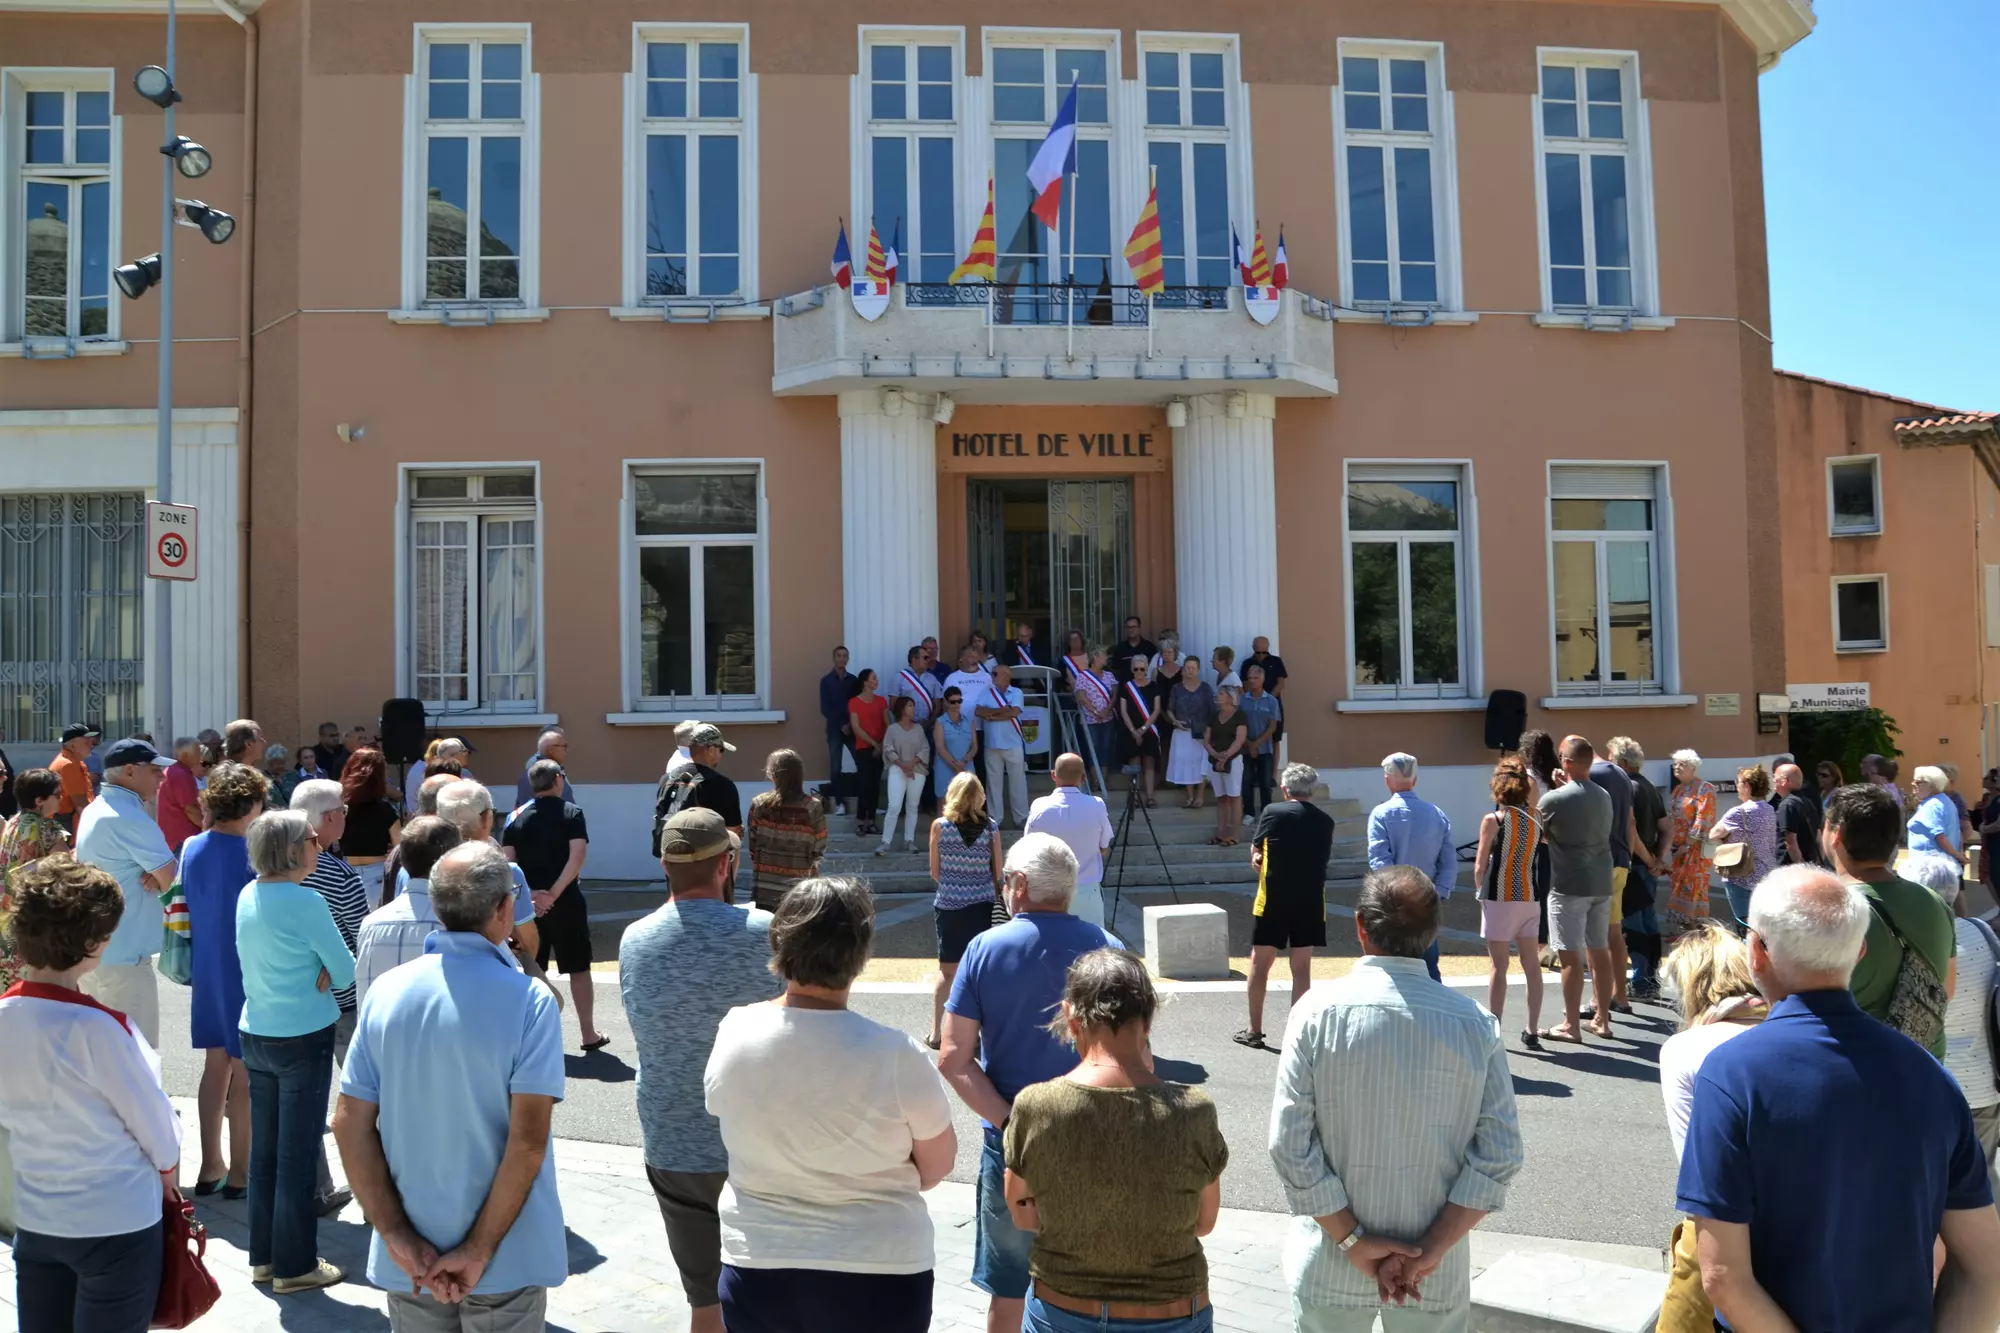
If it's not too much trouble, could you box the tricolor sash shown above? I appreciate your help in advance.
[1015,642,1036,668]
[989,683,1025,742]
[1072,660,1112,714]
[898,669,934,718]
[1123,681,1159,738]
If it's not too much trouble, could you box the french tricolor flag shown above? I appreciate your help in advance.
[1233,226,1252,287]
[830,221,852,290]
[1026,78,1080,229]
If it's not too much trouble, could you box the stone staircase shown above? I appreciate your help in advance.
[820,774,1471,897]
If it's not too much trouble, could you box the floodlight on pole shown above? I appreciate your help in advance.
[133,64,178,108]
[165,136,212,178]
[113,253,163,300]
[176,201,235,245]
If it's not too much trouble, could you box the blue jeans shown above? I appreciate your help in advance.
[13,1219,162,1333]
[824,734,851,808]
[241,1022,336,1280]
[1723,880,1753,933]
[1085,723,1116,779]
[1242,752,1274,817]
[972,1133,1033,1299]
[1024,1294,1214,1333]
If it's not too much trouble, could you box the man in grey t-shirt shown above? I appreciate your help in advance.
[1538,735,1615,1043]
[619,808,781,1333]
[1588,744,1637,1014]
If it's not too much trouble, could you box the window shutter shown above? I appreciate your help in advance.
[1986,565,2000,649]
[1549,465,1656,500]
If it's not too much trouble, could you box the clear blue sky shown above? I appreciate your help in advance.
[1762,0,1997,411]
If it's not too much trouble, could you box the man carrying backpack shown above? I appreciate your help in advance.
[652,723,743,862]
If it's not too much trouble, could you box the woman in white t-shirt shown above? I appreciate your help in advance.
[1655,922,1766,1330]
[704,876,957,1333]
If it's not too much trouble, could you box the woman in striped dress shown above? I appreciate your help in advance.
[925,771,1003,1049]
[1667,751,1718,931]
[1475,758,1546,1049]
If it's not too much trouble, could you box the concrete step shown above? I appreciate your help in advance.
[821,833,1370,861]
[1471,1248,1664,1331]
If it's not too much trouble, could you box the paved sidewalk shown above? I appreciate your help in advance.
[0,1103,1660,1333]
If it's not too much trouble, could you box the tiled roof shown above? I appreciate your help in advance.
[1894,409,2000,436]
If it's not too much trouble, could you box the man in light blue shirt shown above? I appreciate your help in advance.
[73,737,178,1046]
[512,728,570,809]
[336,841,566,1328]
[1366,752,1455,982]
[978,662,1029,827]
[1269,866,1520,1331]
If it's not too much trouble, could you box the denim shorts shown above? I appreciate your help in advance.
[972,1133,1033,1299]
[1024,1294,1213,1333]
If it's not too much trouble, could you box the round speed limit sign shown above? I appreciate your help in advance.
[157,532,188,568]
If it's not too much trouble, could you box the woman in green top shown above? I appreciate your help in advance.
[1004,949,1226,1332]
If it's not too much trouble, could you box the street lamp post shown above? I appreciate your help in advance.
[119,0,233,742]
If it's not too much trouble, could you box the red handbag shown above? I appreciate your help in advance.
[152,1193,220,1329]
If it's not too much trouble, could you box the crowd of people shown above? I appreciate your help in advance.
[6,679,2000,1331]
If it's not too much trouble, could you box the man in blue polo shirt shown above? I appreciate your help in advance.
[938,833,1120,1333]
[335,841,567,1327]
[1677,865,2000,1331]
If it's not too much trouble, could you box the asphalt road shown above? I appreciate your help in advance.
[153,975,1681,1250]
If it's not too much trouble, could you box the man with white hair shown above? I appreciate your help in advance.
[1539,736,1616,1043]
[1022,753,1114,927]
[978,662,1029,828]
[157,736,205,853]
[939,833,1120,1333]
[1366,752,1455,981]
[436,778,541,965]
[665,720,701,782]
[404,736,468,811]
[1678,865,2000,1331]
[514,728,570,809]
[1770,762,1823,869]
[1241,762,1338,1047]
[72,737,177,1045]
[335,841,568,1330]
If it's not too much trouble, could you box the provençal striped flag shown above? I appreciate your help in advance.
[1123,175,1166,296]
[864,220,889,283]
[1248,226,1274,289]
[951,177,998,283]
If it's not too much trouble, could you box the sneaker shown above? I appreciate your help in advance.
[1629,977,1662,1002]
[313,1187,352,1219]
[273,1259,344,1295]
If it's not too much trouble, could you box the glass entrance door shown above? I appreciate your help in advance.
[1049,479,1132,652]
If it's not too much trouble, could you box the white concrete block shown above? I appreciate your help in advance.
[1143,903,1230,980]
[1471,1251,1662,1332]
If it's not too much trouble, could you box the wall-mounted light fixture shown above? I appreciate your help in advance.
[932,393,956,425]
[1225,391,1249,420]
[335,423,369,444]
[1165,398,1189,429]
[880,386,905,417]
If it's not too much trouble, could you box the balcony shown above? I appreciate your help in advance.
[772,281,1337,404]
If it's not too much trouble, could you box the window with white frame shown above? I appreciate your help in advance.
[632,469,763,703]
[407,470,540,710]
[1338,46,1448,307]
[1346,465,1471,698]
[1538,53,1647,312]
[1549,465,1666,695]
[990,41,1113,297]
[1141,44,1232,290]
[1827,456,1882,537]
[9,73,115,341]
[866,36,957,284]
[1833,575,1888,653]
[416,29,532,304]
[639,30,746,299]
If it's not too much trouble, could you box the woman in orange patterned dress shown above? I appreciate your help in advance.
[1666,749,1718,931]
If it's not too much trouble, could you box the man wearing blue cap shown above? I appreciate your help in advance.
[73,737,179,1046]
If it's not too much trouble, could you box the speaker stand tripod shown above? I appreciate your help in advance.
[1105,765,1182,940]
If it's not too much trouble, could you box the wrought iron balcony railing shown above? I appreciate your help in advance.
[904,281,1233,328]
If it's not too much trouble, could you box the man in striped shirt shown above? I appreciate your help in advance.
[1269,865,1522,1330]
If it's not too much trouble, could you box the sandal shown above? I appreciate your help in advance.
[1232,1029,1265,1048]
[1536,1026,1585,1044]
[1521,1029,1544,1052]
[921,1034,941,1051]
[1219,837,1238,847]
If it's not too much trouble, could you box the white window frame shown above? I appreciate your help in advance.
[1832,574,1890,654]
[618,460,772,713]
[1332,40,1462,312]
[1341,460,1482,703]
[1545,462,1679,699]
[401,24,541,312]
[857,26,963,289]
[622,22,757,308]
[981,28,1121,286]
[1,67,122,349]
[1826,454,1883,538]
[1532,48,1658,318]
[1135,34,1241,293]
[392,463,548,720]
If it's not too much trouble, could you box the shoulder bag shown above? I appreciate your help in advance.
[1868,895,1949,1052]
[157,881,193,987]
[151,1192,220,1328]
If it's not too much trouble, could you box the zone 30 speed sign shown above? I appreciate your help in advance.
[146,502,199,582]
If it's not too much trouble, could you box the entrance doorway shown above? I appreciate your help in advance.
[968,479,1134,652]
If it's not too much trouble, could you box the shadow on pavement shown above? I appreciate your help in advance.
[1531,1048,1661,1082]
[1153,1055,1210,1084]
[565,1227,606,1276]
[1510,1074,1573,1098]
[565,1051,635,1083]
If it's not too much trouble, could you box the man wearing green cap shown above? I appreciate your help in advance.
[620,808,780,1333]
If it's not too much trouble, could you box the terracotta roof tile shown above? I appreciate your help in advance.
[1894,410,2000,435]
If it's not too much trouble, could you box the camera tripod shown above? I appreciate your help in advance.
[1105,763,1183,938]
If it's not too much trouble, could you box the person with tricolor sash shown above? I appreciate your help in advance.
[977,665,1030,828]
[1118,660,1168,808]
[1070,648,1118,776]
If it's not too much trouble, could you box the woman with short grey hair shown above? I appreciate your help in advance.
[235,808,355,1294]
[704,877,956,1333]
[289,778,367,1061]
